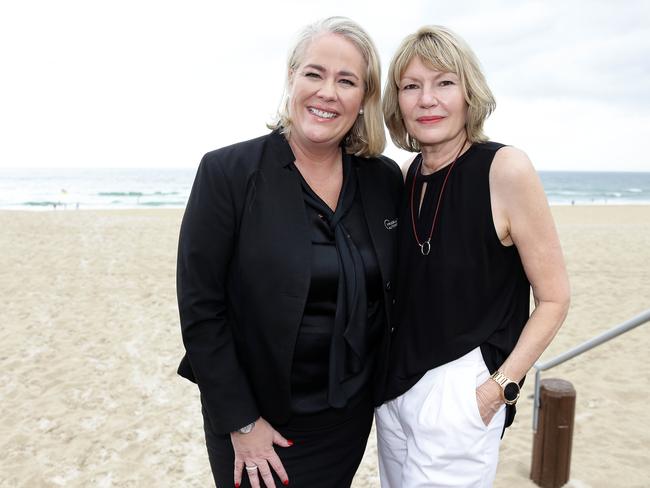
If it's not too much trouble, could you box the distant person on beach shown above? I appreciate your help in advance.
[375,26,571,487]
[176,17,401,488]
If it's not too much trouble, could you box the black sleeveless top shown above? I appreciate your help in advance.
[384,142,530,428]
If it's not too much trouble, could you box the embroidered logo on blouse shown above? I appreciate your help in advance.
[384,218,398,230]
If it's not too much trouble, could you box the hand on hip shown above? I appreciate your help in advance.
[231,417,293,487]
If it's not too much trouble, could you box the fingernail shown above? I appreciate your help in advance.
[283,480,289,486]
[287,439,294,446]
[235,483,240,488]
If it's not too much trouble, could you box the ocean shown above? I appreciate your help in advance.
[1,168,649,210]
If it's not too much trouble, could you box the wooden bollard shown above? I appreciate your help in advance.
[530,378,576,488]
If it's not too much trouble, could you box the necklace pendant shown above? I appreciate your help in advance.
[420,239,431,256]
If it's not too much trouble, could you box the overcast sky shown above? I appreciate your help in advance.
[1,0,649,171]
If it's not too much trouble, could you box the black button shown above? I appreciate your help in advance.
[385,281,391,291]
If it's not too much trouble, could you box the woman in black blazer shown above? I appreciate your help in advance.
[177,17,402,488]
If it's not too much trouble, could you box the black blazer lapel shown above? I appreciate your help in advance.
[355,160,398,288]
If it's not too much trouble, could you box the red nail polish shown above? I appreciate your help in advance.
[235,483,240,488]
[283,480,289,486]
[287,439,294,446]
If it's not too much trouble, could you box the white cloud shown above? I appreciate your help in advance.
[0,0,648,170]
[486,96,650,171]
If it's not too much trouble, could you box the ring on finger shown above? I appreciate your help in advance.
[245,465,258,472]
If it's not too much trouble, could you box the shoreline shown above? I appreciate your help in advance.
[2,201,650,212]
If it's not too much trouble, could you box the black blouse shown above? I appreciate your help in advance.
[290,155,384,414]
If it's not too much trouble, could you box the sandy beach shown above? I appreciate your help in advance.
[1,205,649,488]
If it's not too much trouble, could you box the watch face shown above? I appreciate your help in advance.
[504,382,520,402]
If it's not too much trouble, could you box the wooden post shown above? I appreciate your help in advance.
[530,378,576,488]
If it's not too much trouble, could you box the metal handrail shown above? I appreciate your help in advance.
[532,308,650,431]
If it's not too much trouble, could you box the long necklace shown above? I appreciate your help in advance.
[410,140,467,256]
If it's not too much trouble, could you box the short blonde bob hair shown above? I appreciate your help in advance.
[383,25,496,152]
[269,16,385,157]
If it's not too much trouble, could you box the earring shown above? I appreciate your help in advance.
[359,108,364,115]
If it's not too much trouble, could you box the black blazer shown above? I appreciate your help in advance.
[177,130,402,434]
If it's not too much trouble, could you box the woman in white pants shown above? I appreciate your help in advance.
[376,26,570,487]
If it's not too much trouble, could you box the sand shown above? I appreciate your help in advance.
[1,206,648,487]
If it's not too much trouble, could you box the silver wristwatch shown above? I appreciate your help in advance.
[237,421,256,434]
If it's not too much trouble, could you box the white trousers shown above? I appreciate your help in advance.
[376,348,506,488]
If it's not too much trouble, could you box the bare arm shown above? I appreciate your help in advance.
[477,146,570,423]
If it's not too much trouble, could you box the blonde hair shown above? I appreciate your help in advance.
[269,16,385,157]
[383,25,496,151]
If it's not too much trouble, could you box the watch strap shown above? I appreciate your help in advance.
[236,420,256,434]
